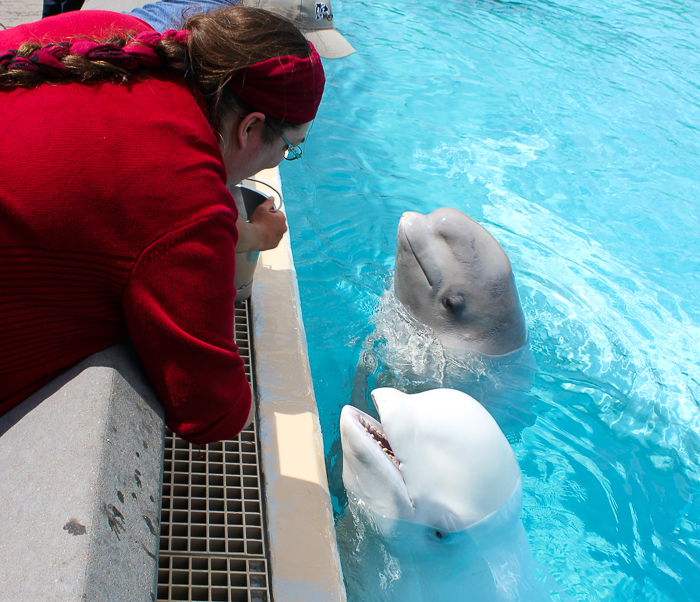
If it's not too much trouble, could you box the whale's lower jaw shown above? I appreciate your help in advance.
[340,405,415,520]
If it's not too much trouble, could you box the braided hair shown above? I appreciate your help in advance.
[0,6,311,141]
[0,29,188,84]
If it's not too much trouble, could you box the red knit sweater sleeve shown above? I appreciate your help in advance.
[123,211,251,445]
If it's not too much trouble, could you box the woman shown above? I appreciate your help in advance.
[0,6,325,443]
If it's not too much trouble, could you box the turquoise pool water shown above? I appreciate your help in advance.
[280,0,700,599]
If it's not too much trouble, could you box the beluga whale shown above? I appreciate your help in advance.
[339,387,551,602]
[348,207,534,434]
[395,207,527,355]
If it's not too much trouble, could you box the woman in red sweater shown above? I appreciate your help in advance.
[0,6,325,443]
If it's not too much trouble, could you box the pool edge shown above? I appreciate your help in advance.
[248,168,347,602]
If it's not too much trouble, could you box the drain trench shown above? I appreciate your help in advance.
[157,301,271,602]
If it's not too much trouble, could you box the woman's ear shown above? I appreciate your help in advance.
[236,112,267,151]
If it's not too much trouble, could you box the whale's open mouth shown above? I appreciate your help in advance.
[349,408,402,471]
[340,401,416,517]
[355,412,400,468]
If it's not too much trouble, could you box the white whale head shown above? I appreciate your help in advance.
[394,207,527,355]
[340,387,522,533]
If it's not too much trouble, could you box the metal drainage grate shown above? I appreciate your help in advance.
[158,301,271,602]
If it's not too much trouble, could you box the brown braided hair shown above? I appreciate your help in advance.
[0,6,311,142]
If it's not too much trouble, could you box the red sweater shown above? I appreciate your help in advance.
[0,11,251,444]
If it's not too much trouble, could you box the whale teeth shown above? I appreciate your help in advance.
[357,413,396,460]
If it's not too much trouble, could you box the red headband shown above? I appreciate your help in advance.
[227,43,325,125]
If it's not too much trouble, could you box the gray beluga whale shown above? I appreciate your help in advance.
[395,207,527,355]
[339,387,551,602]
[346,207,534,438]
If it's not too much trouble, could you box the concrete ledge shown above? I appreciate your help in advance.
[0,342,165,602]
[248,169,347,602]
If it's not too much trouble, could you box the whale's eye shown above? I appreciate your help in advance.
[435,530,444,540]
[441,293,464,312]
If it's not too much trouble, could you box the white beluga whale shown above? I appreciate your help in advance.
[395,207,527,355]
[339,387,551,601]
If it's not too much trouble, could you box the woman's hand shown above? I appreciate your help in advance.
[235,197,288,252]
